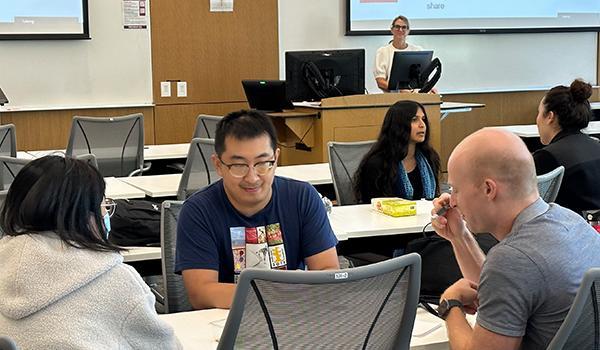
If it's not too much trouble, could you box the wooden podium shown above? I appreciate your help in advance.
[269,93,442,166]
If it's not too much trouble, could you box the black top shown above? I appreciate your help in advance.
[533,130,600,214]
[356,153,425,203]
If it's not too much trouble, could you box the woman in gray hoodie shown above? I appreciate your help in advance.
[0,156,181,349]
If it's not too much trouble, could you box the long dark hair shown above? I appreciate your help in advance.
[0,156,123,252]
[543,79,593,132]
[353,100,440,202]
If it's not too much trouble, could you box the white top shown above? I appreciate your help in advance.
[373,42,424,81]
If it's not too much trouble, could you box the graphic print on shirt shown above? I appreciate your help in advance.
[230,223,287,282]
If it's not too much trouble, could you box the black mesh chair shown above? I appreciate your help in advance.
[176,138,220,200]
[0,336,18,350]
[218,253,421,350]
[0,156,30,191]
[66,114,144,177]
[0,124,16,157]
[194,114,222,139]
[160,201,193,314]
[328,140,375,205]
[537,165,565,203]
[546,268,600,350]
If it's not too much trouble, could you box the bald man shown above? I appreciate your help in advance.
[431,129,600,350]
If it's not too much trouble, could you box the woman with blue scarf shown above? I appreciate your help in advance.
[354,100,440,203]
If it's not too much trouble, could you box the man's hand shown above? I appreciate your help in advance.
[431,193,470,242]
[441,278,479,314]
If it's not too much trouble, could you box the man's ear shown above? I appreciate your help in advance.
[212,154,224,176]
[483,178,497,200]
[546,110,557,125]
[275,148,281,165]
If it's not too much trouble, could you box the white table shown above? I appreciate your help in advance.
[120,173,182,197]
[330,200,434,241]
[493,120,600,138]
[16,143,191,161]
[144,143,189,160]
[439,101,485,121]
[104,177,146,199]
[118,163,333,198]
[122,246,162,262]
[159,307,464,350]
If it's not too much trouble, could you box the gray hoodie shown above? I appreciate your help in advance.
[0,233,181,349]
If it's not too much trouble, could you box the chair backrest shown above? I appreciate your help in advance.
[0,124,16,158]
[0,156,30,191]
[194,114,222,139]
[537,165,565,203]
[66,114,144,177]
[328,140,376,205]
[74,153,99,169]
[177,138,220,200]
[0,336,18,350]
[546,268,600,350]
[160,200,194,313]
[218,253,421,350]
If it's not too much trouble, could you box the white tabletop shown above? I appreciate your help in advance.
[122,246,162,262]
[104,177,146,199]
[275,162,331,185]
[329,200,434,241]
[120,173,182,197]
[117,163,333,199]
[16,143,191,161]
[144,143,190,160]
[159,307,465,350]
[494,121,600,138]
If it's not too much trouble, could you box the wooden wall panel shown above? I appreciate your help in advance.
[150,0,279,105]
[1,107,155,151]
[154,102,248,144]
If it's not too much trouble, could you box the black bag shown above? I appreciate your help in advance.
[406,233,498,302]
[108,199,161,246]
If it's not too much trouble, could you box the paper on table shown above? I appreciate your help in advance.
[209,318,227,341]
[412,319,442,338]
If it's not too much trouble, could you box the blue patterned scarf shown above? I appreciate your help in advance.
[397,150,436,199]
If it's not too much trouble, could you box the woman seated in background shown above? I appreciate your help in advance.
[354,100,440,203]
[0,156,180,349]
[534,79,600,214]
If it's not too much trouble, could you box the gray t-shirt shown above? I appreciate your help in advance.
[477,198,600,349]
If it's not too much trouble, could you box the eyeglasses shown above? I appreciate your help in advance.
[218,158,276,178]
[392,25,409,31]
[101,198,116,217]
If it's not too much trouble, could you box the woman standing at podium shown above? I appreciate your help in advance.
[534,79,600,214]
[374,15,423,92]
[354,100,440,203]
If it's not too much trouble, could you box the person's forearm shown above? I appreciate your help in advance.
[376,78,388,91]
[189,282,235,310]
[450,231,485,283]
[445,308,473,350]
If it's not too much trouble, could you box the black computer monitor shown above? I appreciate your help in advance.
[285,49,365,102]
[241,80,294,112]
[388,51,434,91]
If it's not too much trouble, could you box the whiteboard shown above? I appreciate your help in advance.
[0,0,152,110]
[278,0,598,94]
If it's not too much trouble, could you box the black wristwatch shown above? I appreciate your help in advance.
[437,299,464,320]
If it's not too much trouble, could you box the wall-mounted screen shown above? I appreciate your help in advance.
[347,0,600,35]
[0,0,89,40]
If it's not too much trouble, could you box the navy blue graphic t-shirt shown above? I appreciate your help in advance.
[175,176,338,283]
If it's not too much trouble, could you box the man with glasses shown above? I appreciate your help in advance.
[175,110,339,309]
[374,15,423,92]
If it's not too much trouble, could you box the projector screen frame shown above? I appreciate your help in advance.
[345,0,600,36]
[0,0,90,40]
